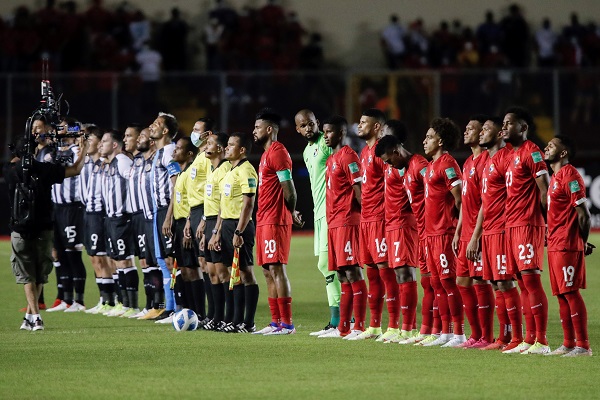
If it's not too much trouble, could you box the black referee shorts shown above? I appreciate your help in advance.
[221,219,255,270]
[173,218,199,268]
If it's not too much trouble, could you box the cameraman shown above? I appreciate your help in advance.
[5,134,89,331]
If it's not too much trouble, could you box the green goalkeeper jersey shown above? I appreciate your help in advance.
[303,132,332,221]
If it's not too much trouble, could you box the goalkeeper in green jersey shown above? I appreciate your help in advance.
[295,109,342,336]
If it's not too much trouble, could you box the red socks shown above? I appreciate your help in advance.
[339,283,354,334]
[564,290,589,349]
[277,297,292,326]
[430,276,450,334]
[557,294,576,348]
[521,273,548,345]
[366,267,384,328]
[517,277,536,344]
[503,286,523,342]
[440,278,464,335]
[458,284,480,340]
[494,290,512,343]
[351,280,368,331]
[381,268,400,329]
[268,297,280,324]
[474,283,495,343]
[420,276,434,334]
[400,281,418,332]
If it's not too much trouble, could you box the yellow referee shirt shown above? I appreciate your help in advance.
[220,159,258,219]
[187,152,210,208]
[173,165,191,220]
[204,160,232,217]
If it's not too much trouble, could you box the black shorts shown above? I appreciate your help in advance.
[173,218,199,268]
[131,211,147,259]
[83,212,107,256]
[154,206,174,258]
[53,202,84,250]
[221,219,255,270]
[144,218,158,266]
[203,216,223,264]
[189,204,204,258]
[104,215,134,261]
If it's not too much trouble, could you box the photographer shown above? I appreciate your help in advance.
[5,134,89,331]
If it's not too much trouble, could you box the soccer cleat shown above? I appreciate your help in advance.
[545,345,575,356]
[104,303,123,316]
[50,298,62,308]
[46,301,69,312]
[310,323,336,336]
[521,342,551,355]
[562,347,593,357]
[468,338,492,349]
[253,322,280,335]
[236,323,256,333]
[386,330,413,344]
[455,337,479,348]
[129,308,148,319]
[120,308,140,318]
[20,303,46,312]
[399,333,426,344]
[414,334,439,346]
[343,329,364,340]
[422,334,454,347]
[318,328,345,338]
[347,326,382,341]
[263,323,296,335]
[502,341,532,354]
[32,318,44,331]
[203,319,216,331]
[85,301,103,314]
[441,334,466,348]
[64,302,86,312]
[155,312,174,324]
[377,328,400,342]
[139,308,164,320]
[480,339,508,351]
[106,304,127,317]
[217,322,236,333]
[20,318,33,331]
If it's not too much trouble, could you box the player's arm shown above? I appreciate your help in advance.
[535,173,550,221]
[162,174,177,237]
[450,183,462,254]
[352,182,362,206]
[278,169,304,227]
[233,193,255,248]
[64,136,90,177]
[466,205,484,261]
[208,212,222,251]
[575,202,594,256]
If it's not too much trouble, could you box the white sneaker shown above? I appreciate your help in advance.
[502,342,532,354]
[46,301,69,312]
[400,333,427,344]
[422,333,454,347]
[310,324,336,336]
[130,309,148,319]
[155,313,174,324]
[263,324,296,335]
[252,323,280,335]
[318,329,344,338]
[64,302,86,312]
[441,334,467,348]
[85,301,103,314]
[562,347,593,357]
[347,327,382,341]
[343,329,365,340]
[20,318,33,331]
[545,345,575,356]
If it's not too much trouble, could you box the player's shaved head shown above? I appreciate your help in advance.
[295,109,320,142]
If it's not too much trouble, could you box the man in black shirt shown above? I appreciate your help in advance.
[5,135,88,331]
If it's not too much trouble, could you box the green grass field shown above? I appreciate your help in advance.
[1,234,600,399]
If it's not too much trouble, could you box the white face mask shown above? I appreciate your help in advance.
[191,131,202,147]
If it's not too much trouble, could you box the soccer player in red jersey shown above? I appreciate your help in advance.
[544,135,593,357]
[375,131,440,345]
[253,109,304,335]
[453,115,495,348]
[476,117,522,351]
[318,116,368,339]
[350,109,391,341]
[501,107,551,354]
[422,118,466,347]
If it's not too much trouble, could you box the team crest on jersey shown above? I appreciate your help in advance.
[552,181,558,191]
[145,163,152,172]
[332,162,337,171]
[313,148,318,157]
[429,169,434,178]
[489,163,495,173]
[407,175,411,183]
[93,164,100,173]
[110,166,116,176]
[85,155,90,163]
[190,167,197,180]
[368,155,372,164]
[469,167,475,177]
[514,156,520,166]
[134,157,143,166]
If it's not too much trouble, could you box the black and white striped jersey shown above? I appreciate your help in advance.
[79,155,95,207]
[101,153,132,218]
[128,153,145,214]
[140,156,154,220]
[85,158,105,213]
[52,144,81,204]
[151,143,177,210]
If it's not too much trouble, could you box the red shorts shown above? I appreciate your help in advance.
[418,239,428,274]
[481,232,515,281]
[456,240,484,278]
[328,225,361,271]
[425,234,456,279]
[548,251,586,296]
[256,224,291,267]
[506,226,545,272]
[386,225,418,268]
[359,220,387,265]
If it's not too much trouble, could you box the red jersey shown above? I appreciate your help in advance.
[424,153,461,236]
[326,146,362,229]
[404,154,428,237]
[460,151,489,240]
[481,146,512,234]
[257,141,293,226]
[384,165,415,230]
[505,140,548,228]
[359,141,385,222]
[547,164,587,251]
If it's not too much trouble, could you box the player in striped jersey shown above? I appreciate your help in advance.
[148,112,179,321]
[47,118,87,312]
[99,130,139,317]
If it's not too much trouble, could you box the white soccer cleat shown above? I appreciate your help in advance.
[343,330,364,340]
[377,328,400,343]
[85,301,103,314]
[252,323,280,335]
[521,342,551,355]
[545,345,574,356]
[106,304,127,317]
[46,301,69,312]
[347,327,382,341]
[129,308,148,318]
[441,334,467,348]
[422,333,454,347]
[318,329,344,338]
[562,347,593,357]
[263,323,296,335]
[399,333,426,344]
[64,302,86,312]
[310,324,336,336]
[502,342,532,354]
[155,313,174,324]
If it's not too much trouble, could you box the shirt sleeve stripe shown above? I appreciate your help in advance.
[575,198,587,206]
[535,170,549,177]
[451,179,462,187]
